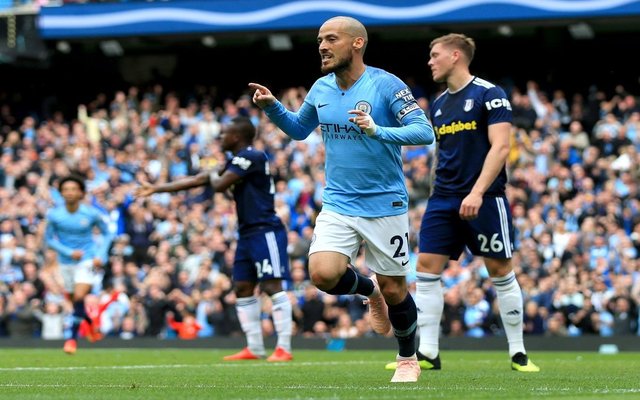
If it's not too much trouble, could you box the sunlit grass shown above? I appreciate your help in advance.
[0,349,638,399]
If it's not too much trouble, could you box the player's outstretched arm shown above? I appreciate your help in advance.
[209,169,241,193]
[248,82,319,141]
[134,173,210,198]
[248,83,276,109]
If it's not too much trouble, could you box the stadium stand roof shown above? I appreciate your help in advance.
[37,0,640,39]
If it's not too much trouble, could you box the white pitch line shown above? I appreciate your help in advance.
[4,361,639,395]
[0,360,378,372]
[0,382,425,391]
[1,382,639,394]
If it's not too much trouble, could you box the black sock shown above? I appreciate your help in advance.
[71,300,86,340]
[325,266,375,296]
[388,293,418,358]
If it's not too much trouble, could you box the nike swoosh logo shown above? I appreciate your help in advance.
[401,260,409,266]
[318,103,329,108]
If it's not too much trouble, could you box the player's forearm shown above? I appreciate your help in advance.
[152,173,209,194]
[45,237,74,258]
[470,143,509,195]
[374,117,435,145]
[263,101,316,140]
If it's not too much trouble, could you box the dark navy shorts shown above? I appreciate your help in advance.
[234,226,290,283]
[419,194,515,259]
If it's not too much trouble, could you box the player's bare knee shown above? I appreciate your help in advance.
[234,281,256,297]
[309,270,338,290]
[417,264,444,274]
[377,276,407,305]
[417,253,447,274]
[308,254,346,290]
[260,279,283,296]
[485,259,512,278]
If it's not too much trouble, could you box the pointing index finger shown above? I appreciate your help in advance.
[248,82,266,92]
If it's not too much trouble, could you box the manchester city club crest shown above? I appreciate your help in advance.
[464,99,474,112]
[354,101,372,114]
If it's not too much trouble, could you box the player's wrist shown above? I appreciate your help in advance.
[263,100,279,112]
[363,115,377,136]
[209,171,221,185]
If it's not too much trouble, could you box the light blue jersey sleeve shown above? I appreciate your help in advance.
[371,81,434,145]
[262,99,319,140]
[45,209,75,259]
[45,204,114,265]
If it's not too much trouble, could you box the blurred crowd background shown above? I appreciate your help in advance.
[1,75,639,342]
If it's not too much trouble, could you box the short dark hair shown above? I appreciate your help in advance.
[58,175,86,193]
[231,116,256,143]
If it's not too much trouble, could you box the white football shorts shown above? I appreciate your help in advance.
[309,210,411,276]
[60,259,95,293]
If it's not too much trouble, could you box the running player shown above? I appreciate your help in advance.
[249,16,435,382]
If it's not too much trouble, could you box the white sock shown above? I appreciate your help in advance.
[491,271,526,357]
[236,296,265,356]
[415,272,443,359]
[270,291,293,352]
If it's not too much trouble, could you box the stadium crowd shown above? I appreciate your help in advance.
[0,77,639,342]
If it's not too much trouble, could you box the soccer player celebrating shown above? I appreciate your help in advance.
[135,117,293,362]
[45,176,114,354]
[388,33,539,372]
[249,16,434,382]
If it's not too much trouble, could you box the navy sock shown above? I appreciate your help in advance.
[388,293,418,358]
[71,300,86,340]
[325,266,375,296]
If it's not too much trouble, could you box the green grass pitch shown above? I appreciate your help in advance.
[0,348,638,399]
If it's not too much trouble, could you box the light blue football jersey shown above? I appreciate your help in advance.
[263,66,434,217]
[45,203,114,265]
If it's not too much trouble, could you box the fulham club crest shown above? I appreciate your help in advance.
[464,99,474,112]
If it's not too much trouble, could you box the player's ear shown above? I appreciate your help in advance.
[352,37,364,51]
